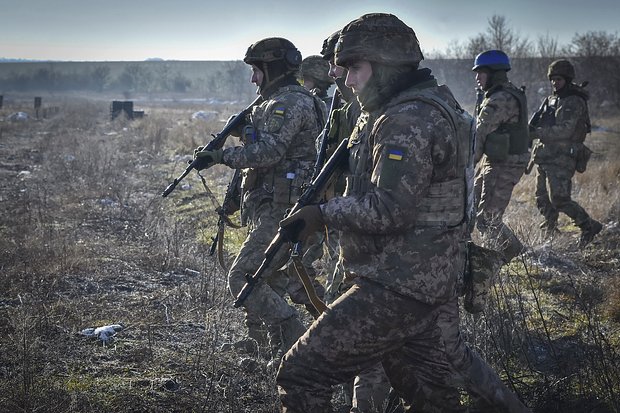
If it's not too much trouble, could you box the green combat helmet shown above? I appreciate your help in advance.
[547,59,575,81]
[244,37,302,95]
[320,30,340,62]
[300,55,334,92]
[335,13,424,67]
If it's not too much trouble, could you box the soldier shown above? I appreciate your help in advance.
[320,30,393,413]
[300,55,334,106]
[472,50,530,262]
[317,30,359,304]
[530,59,602,247]
[275,13,475,412]
[191,37,326,364]
[276,14,533,413]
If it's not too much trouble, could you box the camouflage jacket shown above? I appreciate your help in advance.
[475,81,530,164]
[321,81,464,305]
[532,86,590,166]
[222,85,326,215]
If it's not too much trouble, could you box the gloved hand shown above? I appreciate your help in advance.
[192,147,223,171]
[279,205,324,243]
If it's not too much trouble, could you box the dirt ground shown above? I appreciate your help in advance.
[0,96,619,412]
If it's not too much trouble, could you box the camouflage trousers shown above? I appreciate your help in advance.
[228,200,300,332]
[321,228,343,304]
[351,363,392,413]
[535,163,591,228]
[277,278,464,413]
[474,156,527,260]
[437,299,532,413]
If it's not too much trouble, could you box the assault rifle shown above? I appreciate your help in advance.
[209,168,242,270]
[529,97,555,129]
[311,89,341,181]
[234,137,349,308]
[161,95,262,198]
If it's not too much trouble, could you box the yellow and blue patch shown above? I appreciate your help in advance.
[266,105,286,133]
[387,149,404,161]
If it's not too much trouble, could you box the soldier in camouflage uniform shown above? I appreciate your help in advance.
[192,37,327,364]
[320,30,393,413]
[530,59,602,247]
[471,50,530,262]
[300,55,334,106]
[276,14,533,413]
[276,13,472,412]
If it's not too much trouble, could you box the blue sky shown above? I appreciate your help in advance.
[0,0,618,61]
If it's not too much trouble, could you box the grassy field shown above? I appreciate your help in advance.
[0,94,619,412]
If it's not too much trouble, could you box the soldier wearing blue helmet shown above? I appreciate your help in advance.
[471,49,530,263]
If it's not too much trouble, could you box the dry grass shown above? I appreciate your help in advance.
[1,96,619,413]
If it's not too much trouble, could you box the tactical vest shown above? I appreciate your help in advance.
[411,88,475,228]
[347,84,475,229]
[484,84,530,155]
[243,85,326,206]
[548,86,591,144]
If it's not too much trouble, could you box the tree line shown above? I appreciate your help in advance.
[428,14,620,59]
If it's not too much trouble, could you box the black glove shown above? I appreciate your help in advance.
[192,147,223,171]
[279,205,324,243]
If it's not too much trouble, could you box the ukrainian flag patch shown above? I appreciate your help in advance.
[388,149,404,161]
[274,107,285,116]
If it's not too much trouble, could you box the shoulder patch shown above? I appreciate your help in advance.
[378,145,408,190]
[265,104,286,133]
[386,146,406,161]
[387,148,404,161]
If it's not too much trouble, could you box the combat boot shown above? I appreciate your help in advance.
[266,315,306,369]
[579,219,602,248]
[501,235,525,263]
[539,218,559,239]
[219,320,267,356]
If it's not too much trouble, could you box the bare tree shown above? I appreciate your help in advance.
[537,32,559,58]
[563,31,620,57]
[466,34,490,58]
[465,15,533,58]
[445,39,466,59]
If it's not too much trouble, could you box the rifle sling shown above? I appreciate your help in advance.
[290,253,328,315]
[216,222,227,271]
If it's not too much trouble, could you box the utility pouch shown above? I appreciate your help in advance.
[463,242,504,314]
[272,174,300,206]
[574,144,592,173]
[484,131,510,162]
[240,169,258,193]
[241,125,256,145]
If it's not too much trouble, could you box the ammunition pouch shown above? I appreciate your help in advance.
[241,169,259,193]
[573,143,592,173]
[463,242,504,314]
[241,125,256,145]
[484,131,510,162]
[272,175,303,206]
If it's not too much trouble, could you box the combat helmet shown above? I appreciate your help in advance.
[300,55,334,90]
[335,13,424,67]
[547,59,575,81]
[244,37,302,68]
[320,30,340,62]
[244,37,302,95]
[472,50,511,72]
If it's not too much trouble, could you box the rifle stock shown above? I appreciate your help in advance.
[161,95,262,198]
[234,137,349,308]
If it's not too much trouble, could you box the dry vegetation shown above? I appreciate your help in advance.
[0,94,619,413]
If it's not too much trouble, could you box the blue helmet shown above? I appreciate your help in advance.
[472,50,511,72]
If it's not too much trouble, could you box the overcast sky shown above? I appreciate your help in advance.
[0,0,618,62]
